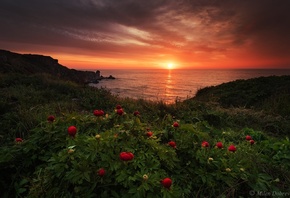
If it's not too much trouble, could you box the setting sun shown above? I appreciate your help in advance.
[167,63,174,69]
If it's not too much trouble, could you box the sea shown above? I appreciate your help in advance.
[89,69,290,104]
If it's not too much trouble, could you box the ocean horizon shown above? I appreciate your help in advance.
[89,69,290,103]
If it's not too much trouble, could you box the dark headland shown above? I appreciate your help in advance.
[0,49,115,84]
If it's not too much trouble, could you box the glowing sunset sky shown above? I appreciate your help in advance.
[1,0,290,69]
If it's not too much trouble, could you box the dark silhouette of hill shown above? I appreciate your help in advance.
[0,49,98,84]
[193,75,290,116]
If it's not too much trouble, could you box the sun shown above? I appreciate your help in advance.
[167,63,174,69]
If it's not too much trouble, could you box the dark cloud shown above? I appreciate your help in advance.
[0,0,290,68]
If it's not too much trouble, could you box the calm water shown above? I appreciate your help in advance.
[90,69,290,103]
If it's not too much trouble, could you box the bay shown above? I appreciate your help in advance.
[89,69,290,103]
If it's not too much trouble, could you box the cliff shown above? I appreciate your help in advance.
[0,49,98,84]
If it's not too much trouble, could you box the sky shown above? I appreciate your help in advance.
[1,0,290,70]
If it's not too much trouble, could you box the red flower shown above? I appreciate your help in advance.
[249,140,255,145]
[117,108,124,115]
[67,126,77,138]
[228,144,236,152]
[119,152,134,161]
[15,138,23,142]
[201,141,209,148]
[161,178,172,189]
[93,110,104,117]
[133,111,140,116]
[173,122,179,128]
[146,131,153,137]
[216,142,223,149]
[127,152,134,160]
[116,105,122,109]
[47,115,55,122]
[98,168,106,177]
[168,141,176,148]
[246,135,252,141]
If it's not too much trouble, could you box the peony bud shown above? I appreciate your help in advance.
[245,135,252,141]
[201,141,209,148]
[93,110,104,117]
[133,111,140,116]
[249,140,255,145]
[98,168,106,177]
[15,138,23,143]
[47,115,55,122]
[161,178,172,189]
[116,105,122,109]
[168,141,176,149]
[173,122,179,128]
[228,144,236,152]
[216,142,223,149]
[117,108,124,115]
[68,126,77,138]
[146,131,153,137]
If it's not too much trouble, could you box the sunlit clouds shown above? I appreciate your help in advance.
[0,0,290,69]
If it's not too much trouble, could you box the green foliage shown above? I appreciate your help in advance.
[1,73,290,197]
[1,107,289,197]
[194,75,290,115]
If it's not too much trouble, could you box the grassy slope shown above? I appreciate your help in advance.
[0,73,290,197]
[1,73,290,144]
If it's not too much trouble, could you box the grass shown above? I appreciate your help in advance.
[0,73,290,197]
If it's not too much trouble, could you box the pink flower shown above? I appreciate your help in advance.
[133,111,140,116]
[67,126,77,138]
[161,178,172,189]
[15,138,23,142]
[228,144,236,152]
[201,141,209,148]
[117,108,124,115]
[146,131,153,137]
[116,105,122,110]
[119,152,134,161]
[216,142,223,149]
[173,122,179,128]
[98,168,106,177]
[168,141,176,148]
[47,115,55,122]
[245,135,252,141]
[93,110,104,117]
[249,140,255,145]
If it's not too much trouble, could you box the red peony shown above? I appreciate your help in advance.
[216,142,223,149]
[117,108,124,115]
[246,135,252,141]
[67,126,77,138]
[15,138,23,142]
[93,110,104,117]
[47,115,55,122]
[127,152,134,160]
[119,152,134,161]
[201,141,210,148]
[133,111,140,116]
[146,131,153,137]
[249,140,255,145]
[168,141,176,148]
[173,122,179,128]
[228,144,237,152]
[116,105,122,109]
[161,178,172,189]
[98,168,106,177]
